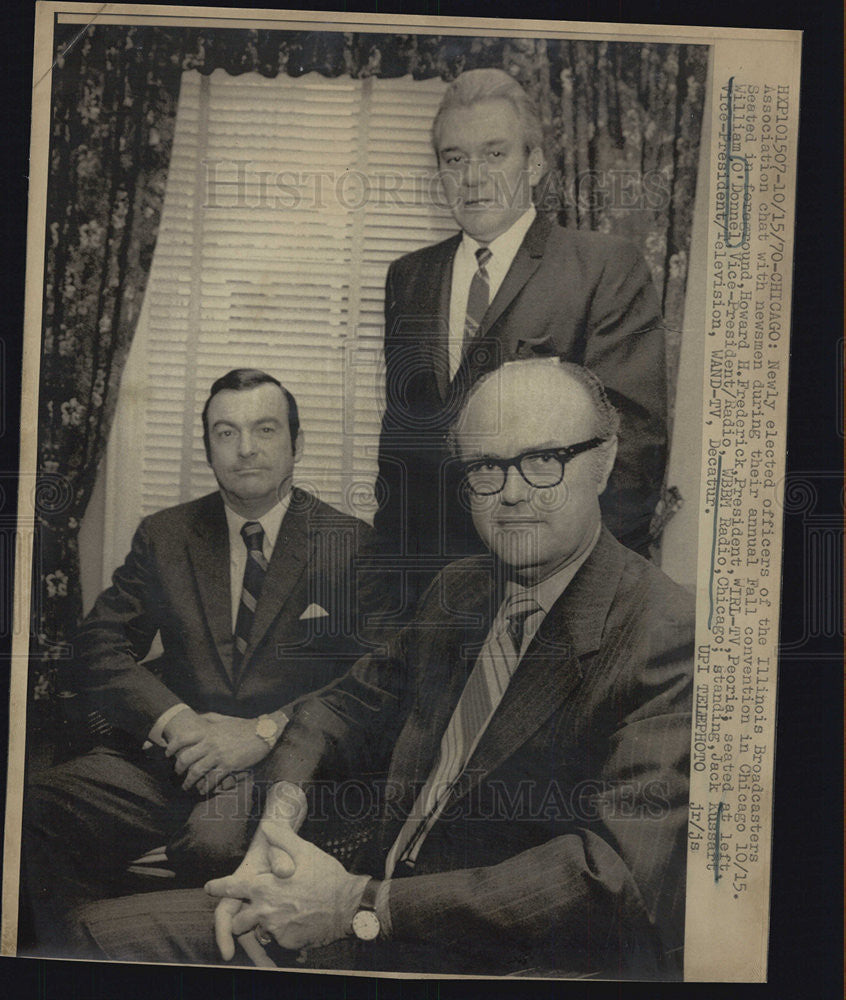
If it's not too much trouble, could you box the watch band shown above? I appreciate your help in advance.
[359,877,381,911]
[351,877,383,941]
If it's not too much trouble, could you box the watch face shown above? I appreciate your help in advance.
[257,718,277,739]
[352,909,380,941]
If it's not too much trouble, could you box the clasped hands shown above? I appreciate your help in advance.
[204,785,369,959]
[163,707,271,795]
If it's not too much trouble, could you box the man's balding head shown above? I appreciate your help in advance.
[452,359,618,583]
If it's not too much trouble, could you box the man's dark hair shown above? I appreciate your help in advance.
[202,368,300,462]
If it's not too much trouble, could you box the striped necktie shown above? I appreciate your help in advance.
[233,521,268,674]
[463,245,493,344]
[385,591,541,877]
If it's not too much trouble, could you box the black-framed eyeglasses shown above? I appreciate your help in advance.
[462,438,608,496]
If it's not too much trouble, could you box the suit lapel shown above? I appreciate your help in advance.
[186,494,237,685]
[475,213,550,337]
[380,564,496,845]
[448,612,583,806]
[428,235,460,403]
[240,488,311,672]
[449,529,626,806]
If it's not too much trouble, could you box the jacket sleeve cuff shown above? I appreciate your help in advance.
[146,702,190,746]
[376,879,393,938]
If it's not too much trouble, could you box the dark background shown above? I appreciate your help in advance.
[0,2,841,998]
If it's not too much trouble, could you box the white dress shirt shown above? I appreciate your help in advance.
[223,494,291,630]
[446,205,537,379]
[506,522,602,658]
[147,492,292,747]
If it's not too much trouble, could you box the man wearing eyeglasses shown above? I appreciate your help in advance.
[74,359,693,980]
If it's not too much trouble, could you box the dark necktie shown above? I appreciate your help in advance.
[233,521,268,673]
[463,245,493,345]
[384,592,541,876]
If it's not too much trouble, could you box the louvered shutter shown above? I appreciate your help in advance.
[102,70,454,587]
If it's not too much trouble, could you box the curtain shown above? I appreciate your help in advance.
[541,41,708,406]
[34,27,183,697]
[32,25,707,700]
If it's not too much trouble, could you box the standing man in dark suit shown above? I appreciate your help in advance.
[376,68,666,611]
[74,359,693,979]
[23,368,387,949]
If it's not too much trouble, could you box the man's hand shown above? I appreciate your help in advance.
[164,709,272,794]
[211,818,297,960]
[209,781,309,960]
[206,822,369,954]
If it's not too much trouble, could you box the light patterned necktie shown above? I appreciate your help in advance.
[463,245,493,345]
[232,521,268,675]
[385,591,541,877]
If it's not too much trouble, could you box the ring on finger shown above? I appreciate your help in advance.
[254,925,272,947]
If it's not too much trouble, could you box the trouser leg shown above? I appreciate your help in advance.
[74,889,222,965]
[22,744,193,951]
[74,888,359,969]
[166,772,257,880]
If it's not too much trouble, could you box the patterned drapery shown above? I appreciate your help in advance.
[34,27,183,696]
[542,41,707,398]
[32,24,707,699]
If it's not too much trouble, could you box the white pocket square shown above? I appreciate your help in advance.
[299,604,329,620]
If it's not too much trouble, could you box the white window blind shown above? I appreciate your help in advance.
[101,70,454,587]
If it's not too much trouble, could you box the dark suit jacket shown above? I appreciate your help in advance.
[72,487,387,742]
[375,215,667,590]
[272,528,694,977]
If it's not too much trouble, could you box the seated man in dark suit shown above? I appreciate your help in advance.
[23,368,389,950]
[376,68,667,611]
[73,359,694,980]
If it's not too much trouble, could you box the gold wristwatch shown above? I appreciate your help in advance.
[255,714,281,750]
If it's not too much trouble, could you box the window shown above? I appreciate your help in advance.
[100,70,454,586]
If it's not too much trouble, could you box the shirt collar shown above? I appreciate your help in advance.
[504,521,602,618]
[459,205,536,266]
[223,490,291,555]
